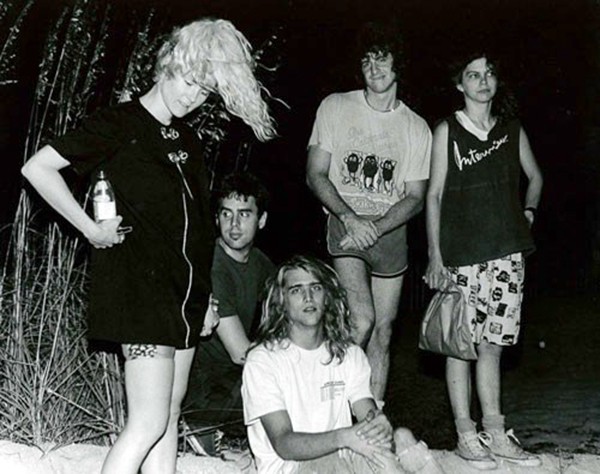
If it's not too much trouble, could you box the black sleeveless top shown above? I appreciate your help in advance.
[440,114,534,266]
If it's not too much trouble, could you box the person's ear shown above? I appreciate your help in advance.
[456,83,464,93]
[258,211,268,229]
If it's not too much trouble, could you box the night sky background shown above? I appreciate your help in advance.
[1,0,599,297]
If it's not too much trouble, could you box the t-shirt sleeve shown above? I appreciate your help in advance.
[345,346,374,404]
[405,117,433,182]
[50,106,126,177]
[242,347,287,425]
[307,95,338,153]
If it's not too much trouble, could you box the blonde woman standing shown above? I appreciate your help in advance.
[22,19,275,474]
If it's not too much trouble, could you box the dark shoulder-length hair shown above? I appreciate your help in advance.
[251,255,355,364]
[450,51,519,123]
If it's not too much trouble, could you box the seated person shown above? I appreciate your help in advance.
[242,255,445,473]
[185,173,274,446]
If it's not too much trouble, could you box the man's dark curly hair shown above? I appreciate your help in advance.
[213,172,270,216]
[355,21,406,87]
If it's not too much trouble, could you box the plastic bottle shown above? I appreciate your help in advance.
[92,170,117,222]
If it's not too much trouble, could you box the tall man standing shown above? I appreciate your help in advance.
[306,23,432,400]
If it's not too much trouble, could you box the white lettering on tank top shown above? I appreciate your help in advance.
[453,134,509,171]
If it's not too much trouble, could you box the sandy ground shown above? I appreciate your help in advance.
[2,295,597,473]
[1,441,600,473]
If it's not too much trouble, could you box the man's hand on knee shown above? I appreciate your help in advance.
[355,411,393,448]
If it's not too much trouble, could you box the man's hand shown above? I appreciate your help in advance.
[338,426,390,469]
[87,216,124,249]
[355,410,393,448]
[339,213,379,250]
[200,294,220,336]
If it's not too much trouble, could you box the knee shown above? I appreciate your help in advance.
[126,413,169,444]
[477,340,503,360]
[353,315,375,344]
[393,427,418,452]
[371,321,394,348]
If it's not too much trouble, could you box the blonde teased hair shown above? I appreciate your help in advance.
[155,18,276,141]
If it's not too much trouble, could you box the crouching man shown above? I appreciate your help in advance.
[242,255,445,473]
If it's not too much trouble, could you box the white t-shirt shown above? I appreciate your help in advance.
[308,90,432,216]
[242,341,373,474]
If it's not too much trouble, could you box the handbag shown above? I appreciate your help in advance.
[419,279,478,361]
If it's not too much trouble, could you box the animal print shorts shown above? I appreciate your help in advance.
[448,253,525,346]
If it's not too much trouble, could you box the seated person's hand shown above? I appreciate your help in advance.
[339,425,392,470]
[355,410,393,448]
[200,294,220,336]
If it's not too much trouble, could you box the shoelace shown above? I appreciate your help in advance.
[481,429,526,454]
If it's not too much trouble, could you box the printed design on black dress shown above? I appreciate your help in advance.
[341,150,397,196]
[452,134,509,171]
[127,343,158,359]
[168,150,189,164]
[158,125,194,348]
[161,126,180,140]
[159,126,193,198]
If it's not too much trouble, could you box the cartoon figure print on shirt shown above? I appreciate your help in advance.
[341,149,397,196]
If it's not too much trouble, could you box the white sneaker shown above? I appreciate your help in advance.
[480,429,542,467]
[455,431,498,470]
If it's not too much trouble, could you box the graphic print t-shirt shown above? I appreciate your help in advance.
[308,90,431,216]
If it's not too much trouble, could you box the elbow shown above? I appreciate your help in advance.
[229,345,250,366]
[271,441,295,460]
[415,197,425,214]
[21,160,33,182]
[305,172,316,192]
[412,195,425,215]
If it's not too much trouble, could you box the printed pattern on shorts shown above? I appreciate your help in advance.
[448,253,525,346]
[126,343,158,360]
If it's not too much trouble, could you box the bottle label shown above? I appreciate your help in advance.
[94,201,117,221]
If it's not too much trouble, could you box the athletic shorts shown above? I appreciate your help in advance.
[326,214,408,278]
[448,253,525,346]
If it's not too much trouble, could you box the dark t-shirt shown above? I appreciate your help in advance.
[198,243,274,365]
[185,243,273,423]
[440,115,534,266]
[51,99,215,349]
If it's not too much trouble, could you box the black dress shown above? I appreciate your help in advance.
[51,99,215,349]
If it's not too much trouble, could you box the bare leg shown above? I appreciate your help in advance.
[101,345,176,474]
[446,356,472,420]
[332,257,375,347]
[367,275,403,400]
[141,347,196,474]
[476,340,503,417]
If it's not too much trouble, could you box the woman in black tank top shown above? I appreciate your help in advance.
[423,53,543,470]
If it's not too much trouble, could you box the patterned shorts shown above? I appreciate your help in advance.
[448,253,525,346]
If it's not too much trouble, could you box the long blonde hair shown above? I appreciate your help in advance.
[155,18,276,141]
[253,256,355,364]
